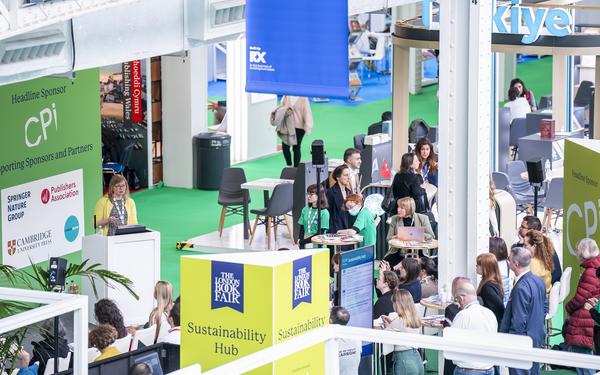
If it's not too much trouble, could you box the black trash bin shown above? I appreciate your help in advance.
[193,132,231,190]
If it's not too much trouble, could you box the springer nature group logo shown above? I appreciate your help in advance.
[211,261,244,313]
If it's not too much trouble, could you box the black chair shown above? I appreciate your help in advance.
[509,117,528,160]
[249,183,294,249]
[280,167,297,181]
[354,134,366,150]
[538,95,552,110]
[408,119,429,143]
[217,168,250,237]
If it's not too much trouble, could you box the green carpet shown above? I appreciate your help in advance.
[134,56,573,371]
[135,57,554,296]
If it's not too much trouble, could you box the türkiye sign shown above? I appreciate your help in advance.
[422,0,573,45]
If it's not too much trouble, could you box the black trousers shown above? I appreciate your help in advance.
[282,128,305,167]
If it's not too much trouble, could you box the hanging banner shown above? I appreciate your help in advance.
[245,0,349,98]
[122,60,143,124]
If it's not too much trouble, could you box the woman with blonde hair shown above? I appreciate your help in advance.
[148,280,174,343]
[476,253,505,326]
[94,174,138,236]
[382,289,424,375]
[523,230,554,293]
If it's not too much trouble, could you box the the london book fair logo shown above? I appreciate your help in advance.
[292,256,312,309]
[211,261,244,313]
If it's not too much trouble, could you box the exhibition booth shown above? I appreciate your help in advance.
[6,0,600,374]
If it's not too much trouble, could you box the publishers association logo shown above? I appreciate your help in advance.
[211,261,244,313]
[41,188,50,204]
[7,240,16,255]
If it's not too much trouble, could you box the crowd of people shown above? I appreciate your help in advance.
[13,280,180,375]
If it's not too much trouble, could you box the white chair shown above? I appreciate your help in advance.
[131,325,157,350]
[559,267,572,304]
[44,351,72,375]
[546,281,561,322]
[113,333,132,353]
[88,347,100,363]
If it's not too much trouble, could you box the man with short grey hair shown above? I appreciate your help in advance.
[451,280,497,375]
[330,306,361,375]
[500,247,546,375]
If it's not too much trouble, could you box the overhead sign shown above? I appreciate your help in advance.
[1,169,85,268]
[422,0,573,44]
[245,0,349,98]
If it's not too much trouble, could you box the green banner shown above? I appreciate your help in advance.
[563,139,600,302]
[0,69,102,268]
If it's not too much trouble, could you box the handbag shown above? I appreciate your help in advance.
[381,187,397,215]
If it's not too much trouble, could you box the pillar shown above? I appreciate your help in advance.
[392,45,410,170]
[594,56,600,139]
[553,55,569,132]
[161,47,208,188]
[438,0,492,291]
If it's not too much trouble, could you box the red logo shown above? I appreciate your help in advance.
[7,240,16,256]
[41,189,50,204]
[380,159,391,179]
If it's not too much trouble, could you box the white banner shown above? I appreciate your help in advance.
[2,169,84,268]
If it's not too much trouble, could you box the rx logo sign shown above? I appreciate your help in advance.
[249,51,266,64]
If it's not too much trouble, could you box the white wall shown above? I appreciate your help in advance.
[161,47,208,188]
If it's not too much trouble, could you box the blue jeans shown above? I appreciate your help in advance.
[454,367,494,375]
[568,346,595,375]
[508,362,540,375]
[393,348,424,375]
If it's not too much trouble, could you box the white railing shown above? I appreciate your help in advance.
[0,287,88,375]
[202,325,600,375]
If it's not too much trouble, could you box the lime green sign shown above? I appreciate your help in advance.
[563,139,600,301]
[181,249,329,374]
[0,69,102,267]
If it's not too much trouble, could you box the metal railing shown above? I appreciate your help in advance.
[202,325,600,375]
[0,287,88,375]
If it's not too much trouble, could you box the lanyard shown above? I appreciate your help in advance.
[113,198,126,224]
[307,207,318,233]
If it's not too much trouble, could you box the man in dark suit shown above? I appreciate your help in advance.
[500,246,547,375]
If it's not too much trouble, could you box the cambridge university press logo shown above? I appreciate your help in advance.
[7,240,16,255]
[211,261,244,313]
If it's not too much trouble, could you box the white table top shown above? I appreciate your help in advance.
[241,178,293,191]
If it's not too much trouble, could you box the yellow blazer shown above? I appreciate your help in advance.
[94,196,138,235]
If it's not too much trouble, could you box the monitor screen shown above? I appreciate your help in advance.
[134,352,164,375]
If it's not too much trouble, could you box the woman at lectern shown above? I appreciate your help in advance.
[95,174,138,236]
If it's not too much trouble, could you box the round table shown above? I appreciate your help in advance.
[311,235,363,252]
[419,296,449,312]
[387,239,439,258]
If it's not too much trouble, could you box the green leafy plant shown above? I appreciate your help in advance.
[0,258,139,372]
[18,258,139,300]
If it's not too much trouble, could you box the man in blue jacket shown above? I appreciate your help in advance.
[500,246,547,375]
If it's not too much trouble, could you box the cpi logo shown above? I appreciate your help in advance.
[25,103,58,148]
[249,51,267,64]
[566,200,600,256]
[7,240,16,256]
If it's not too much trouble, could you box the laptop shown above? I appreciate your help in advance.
[396,227,425,242]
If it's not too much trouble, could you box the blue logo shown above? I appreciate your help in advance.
[292,256,312,309]
[64,215,79,242]
[211,261,244,313]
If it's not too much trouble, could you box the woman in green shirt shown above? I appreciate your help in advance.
[337,194,377,248]
[298,184,330,249]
